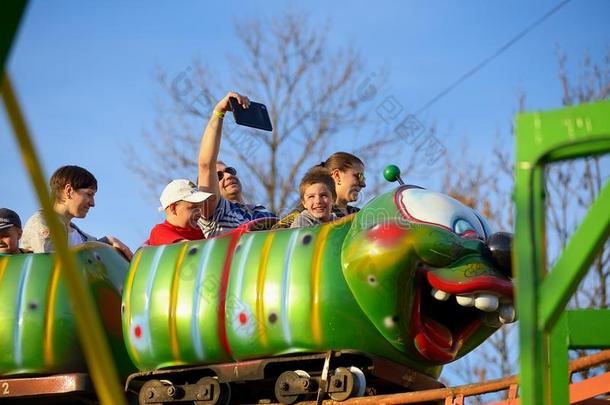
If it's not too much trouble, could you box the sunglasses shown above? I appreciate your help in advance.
[217,167,237,181]
[353,172,366,186]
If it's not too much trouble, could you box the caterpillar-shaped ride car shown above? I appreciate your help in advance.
[0,179,515,405]
[0,242,135,403]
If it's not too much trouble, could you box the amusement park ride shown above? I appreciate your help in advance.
[1,2,610,404]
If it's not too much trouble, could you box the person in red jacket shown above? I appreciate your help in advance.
[148,179,212,246]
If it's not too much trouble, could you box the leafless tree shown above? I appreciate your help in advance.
[441,48,610,396]
[124,10,415,213]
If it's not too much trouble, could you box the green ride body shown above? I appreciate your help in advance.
[0,242,134,379]
[123,186,513,378]
[123,214,434,375]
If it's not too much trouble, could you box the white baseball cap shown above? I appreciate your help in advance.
[159,179,213,211]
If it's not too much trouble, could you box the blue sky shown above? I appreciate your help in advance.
[2,0,609,251]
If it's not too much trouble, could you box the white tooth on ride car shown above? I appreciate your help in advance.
[474,294,499,312]
[499,304,516,324]
[431,288,450,301]
[456,294,475,307]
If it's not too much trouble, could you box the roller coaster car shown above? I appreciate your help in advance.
[123,185,515,404]
[0,185,514,404]
[0,242,135,403]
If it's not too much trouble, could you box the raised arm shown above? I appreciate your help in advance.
[198,92,250,218]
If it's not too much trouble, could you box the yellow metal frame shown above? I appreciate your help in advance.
[2,44,126,405]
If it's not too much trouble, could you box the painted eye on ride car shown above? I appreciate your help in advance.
[396,187,493,239]
[453,219,477,235]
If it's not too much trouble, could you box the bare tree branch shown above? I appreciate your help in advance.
[124,9,410,214]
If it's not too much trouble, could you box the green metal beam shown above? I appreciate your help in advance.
[516,100,610,164]
[514,99,610,405]
[546,139,610,162]
[549,314,569,405]
[540,179,610,330]
[567,310,610,348]
[515,165,549,404]
[0,1,27,77]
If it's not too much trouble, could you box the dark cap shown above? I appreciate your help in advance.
[0,208,22,230]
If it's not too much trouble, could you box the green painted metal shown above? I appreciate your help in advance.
[549,313,569,404]
[516,100,610,163]
[514,99,610,405]
[515,165,548,404]
[566,310,610,348]
[123,187,514,378]
[540,179,610,329]
[0,243,135,380]
[0,1,27,78]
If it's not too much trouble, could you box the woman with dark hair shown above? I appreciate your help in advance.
[21,165,133,259]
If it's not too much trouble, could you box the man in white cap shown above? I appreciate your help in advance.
[147,179,213,246]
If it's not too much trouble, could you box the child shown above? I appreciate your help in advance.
[0,208,27,255]
[148,179,213,246]
[290,167,338,228]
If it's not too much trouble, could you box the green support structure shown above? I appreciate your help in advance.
[514,100,610,405]
[0,1,27,77]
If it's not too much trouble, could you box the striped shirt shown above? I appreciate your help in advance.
[198,197,276,238]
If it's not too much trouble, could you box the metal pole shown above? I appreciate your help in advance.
[1,72,126,405]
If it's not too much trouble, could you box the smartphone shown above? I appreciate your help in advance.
[229,97,273,132]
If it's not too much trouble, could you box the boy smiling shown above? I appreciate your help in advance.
[290,167,338,228]
[148,179,213,246]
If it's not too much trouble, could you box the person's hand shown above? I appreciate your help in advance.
[215,92,250,113]
[105,235,133,261]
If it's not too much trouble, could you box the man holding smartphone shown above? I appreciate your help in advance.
[197,92,276,238]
